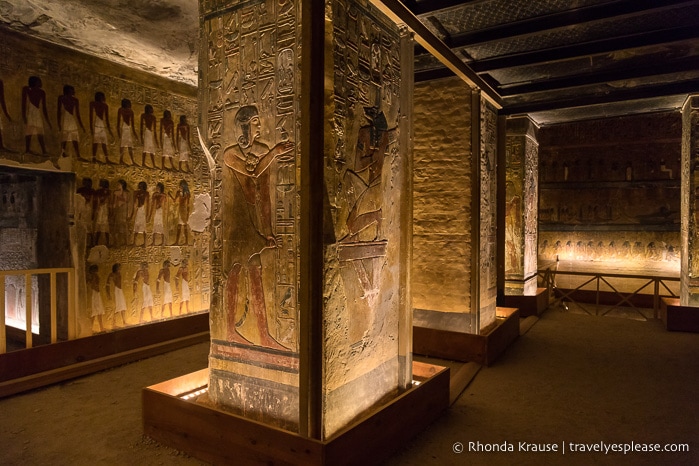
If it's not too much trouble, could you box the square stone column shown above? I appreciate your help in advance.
[504,116,539,296]
[476,92,499,331]
[411,82,498,335]
[199,0,412,440]
[681,95,699,305]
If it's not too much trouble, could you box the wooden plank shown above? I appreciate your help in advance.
[25,274,32,349]
[0,332,209,398]
[485,308,520,365]
[413,308,520,366]
[143,362,450,466]
[50,272,57,344]
[143,370,324,466]
[503,287,549,316]
[414,325,486,363]
[369,0,502,109]
[0,276,5,354]
[324,363,449,466]
[660,298,699,332]
[449,362,481,405]
[0,313,209,382]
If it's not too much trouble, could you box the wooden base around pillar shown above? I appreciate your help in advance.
[413,307,520,366]
[0,313,209,398]
[142,361,450,466]
[502,288,549,317]
[660,298,699,332]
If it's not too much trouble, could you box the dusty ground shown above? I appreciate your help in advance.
[0,342,210,466]
[1,309,698,465]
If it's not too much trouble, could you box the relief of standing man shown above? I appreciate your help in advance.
[223,105,294,350]
[22,76,51,156]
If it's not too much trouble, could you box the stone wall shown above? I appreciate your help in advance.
[412,77,473,319]
[538,112,681,270]
[0,30,209,338]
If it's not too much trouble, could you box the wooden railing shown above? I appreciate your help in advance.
[538,264,679,319]
[0,268,77,353]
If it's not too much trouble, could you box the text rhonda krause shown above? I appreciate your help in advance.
[468,441,690,454]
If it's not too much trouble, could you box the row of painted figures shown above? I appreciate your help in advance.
[540,239,679,262]
[87,260,191,333]
[0,77,193,170]
[76,177,191,248]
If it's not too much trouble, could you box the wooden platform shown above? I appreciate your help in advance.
[413,307,520,366]
[660,298,699,332]
[0,313,209,398]
[502,288,549,317]
[142,361,450,466]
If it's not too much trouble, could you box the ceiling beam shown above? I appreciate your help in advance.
[444,0,696,50]
[370,0,503,108]
[406,0,485,16]
[499,57,699,97]
[467,27,699,72]
[414,67,456,83]
[501,80,699,115]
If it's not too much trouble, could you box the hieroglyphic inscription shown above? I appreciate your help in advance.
[480,98,498,329]
[204,0,300,431]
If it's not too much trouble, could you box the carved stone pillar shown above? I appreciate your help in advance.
[475,92,499,331]
[681,95,699,305]
[504,116,539,296]
[200,0,412,439]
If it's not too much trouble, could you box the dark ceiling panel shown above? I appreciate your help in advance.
[491,40,699,88]
[409,0,699,124]
[460,5,699,61]
[466,27,699,73]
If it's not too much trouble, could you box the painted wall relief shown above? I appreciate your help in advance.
[479,99,497,330]
[0,31,209,341]
[505,125,538,295]
[203,0,301,431]
[323,0,407,438]
[538,113,681,271]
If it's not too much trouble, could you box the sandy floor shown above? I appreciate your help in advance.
[0,342,210,465]
[1,309,698,465]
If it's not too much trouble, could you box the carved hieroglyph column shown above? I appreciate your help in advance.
[681,95,699,305]
[474,92,498,332]
[504,116,539,296]
[200,0,412,439]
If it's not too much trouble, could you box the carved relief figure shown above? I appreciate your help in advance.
[337,105,395,314]
[175,258,190,315]
[117,98,138,164]
[57,84,85,159]
[90,91,113,162]
[140,104,158,167]
[76,177,96,248]
[150,182,167,246]
[0,79,13,151]
[156,260,173,317]
[87,264,104,332]
[176,115,191,172]
[130,181,150,247]
[110,179,130,247]
[106,263,127,327]
[93,179,111,246]
[342,106,394,243]
[133,261,154,322]
[223,105,294,350]
[22,76,51,155]
[160,110,176,170]
[172,179,191,245]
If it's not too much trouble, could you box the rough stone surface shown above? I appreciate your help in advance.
[0,0,199,86]
[412,77,473,315]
